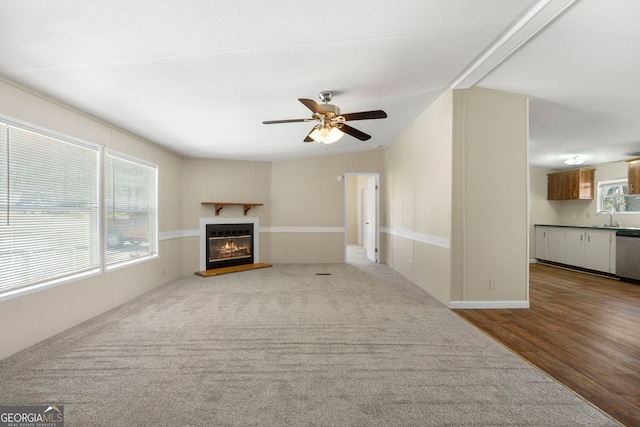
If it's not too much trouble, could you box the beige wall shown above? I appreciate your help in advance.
[346,176,359,244]
[179,158,272,274]
[179,152,381,268]
[0,78,184,360]
[383,91,453,304]
[383,88,529,307]
[451,88,528,304]
[261,153,381,263]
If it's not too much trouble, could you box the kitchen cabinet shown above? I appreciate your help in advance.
[547,228,566,264]
[547,168,595,200]
[565,229,612,272]
[627,158,640,195]
[584,230,615,273]
[536,226,566,263]
[565,229,586,266]
[547,174,562,200]
[535,226,615,274]
[535,226,549,260]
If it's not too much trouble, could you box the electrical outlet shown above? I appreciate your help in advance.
[490,279,497,290]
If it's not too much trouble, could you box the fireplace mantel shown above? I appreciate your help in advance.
[201,202,263,216]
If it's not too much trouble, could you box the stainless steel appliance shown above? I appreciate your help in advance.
[615,229,640,282]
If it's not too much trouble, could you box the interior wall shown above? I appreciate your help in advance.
[0,78,183,360]
[346,175,359,244]
[451,87,528,304]
[180,151,382,268]
[383,87,528,307]
[179,158,272,274]
[382,91,453,304]
[269,152,380,263]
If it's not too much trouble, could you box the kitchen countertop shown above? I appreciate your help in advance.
[535,224,640,231]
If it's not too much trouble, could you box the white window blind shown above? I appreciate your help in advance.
[0,124,100,293]
[105,150,157,267]
[1,124,7,225]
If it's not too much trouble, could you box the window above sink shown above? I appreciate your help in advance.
[597,178,640,213]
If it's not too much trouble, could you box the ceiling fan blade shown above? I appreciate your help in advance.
[303,127,316,143]
[262,118,308,124]
[299,98,326,115]
[341,110,387,121]
[338,124,371,141]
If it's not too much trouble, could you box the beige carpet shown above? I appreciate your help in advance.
[0,258,617,426]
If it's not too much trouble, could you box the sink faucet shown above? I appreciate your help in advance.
[596,210,613,227]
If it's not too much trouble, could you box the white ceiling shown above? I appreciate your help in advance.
[1,0,639,170]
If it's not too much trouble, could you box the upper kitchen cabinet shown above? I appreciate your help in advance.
[627,158,640,195]
[547,168,595,200]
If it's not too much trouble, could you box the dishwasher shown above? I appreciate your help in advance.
[615,229,640,282]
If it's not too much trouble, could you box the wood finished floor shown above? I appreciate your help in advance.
[454,263,640,427]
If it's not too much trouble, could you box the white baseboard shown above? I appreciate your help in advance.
[450,300,530,309]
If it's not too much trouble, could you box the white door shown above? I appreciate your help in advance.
[359,187,366,245]
[365,176,378,262]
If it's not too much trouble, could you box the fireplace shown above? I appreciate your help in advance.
[205,222,254,270]
[199,217,259,271]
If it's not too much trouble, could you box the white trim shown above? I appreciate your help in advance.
[450,0,577,89]
[159,230,189,240]
[161,226,346,241]
[0,113,101,152]
[261,226,344,233]
[104,253,159,273]
[0,268,102,303]
[381,227,450,249]
[449,300,530,309]
[199,217,259,271]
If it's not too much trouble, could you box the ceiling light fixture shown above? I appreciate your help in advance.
[309,124,344,144]
[564,156,585,165]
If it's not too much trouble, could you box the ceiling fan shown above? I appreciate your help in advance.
[262,91,387,144]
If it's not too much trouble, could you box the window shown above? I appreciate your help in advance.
[597,178,640,213]
[0,123,100,294]
[105,150,158,267]
[0,119,159,298]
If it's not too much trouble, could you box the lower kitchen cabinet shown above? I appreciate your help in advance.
[535,226,549,260]
[584,229,615,273]
[535,226,616,274]
[547,228,566,264]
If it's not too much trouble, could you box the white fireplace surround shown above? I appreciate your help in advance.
[199,217,259,271]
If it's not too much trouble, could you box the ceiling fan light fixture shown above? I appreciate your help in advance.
[564,156,586,165]
[309,125,344,144]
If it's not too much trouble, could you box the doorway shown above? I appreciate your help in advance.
[345,173,379,264]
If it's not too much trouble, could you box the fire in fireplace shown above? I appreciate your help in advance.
[206,223,254,270]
